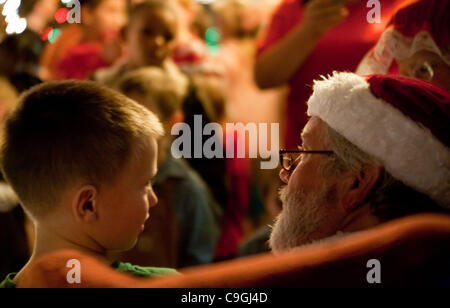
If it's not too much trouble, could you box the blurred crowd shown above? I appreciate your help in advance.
[0,0,449,283]
[0,0,286,278]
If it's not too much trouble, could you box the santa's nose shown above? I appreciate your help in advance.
[279,168,290,184]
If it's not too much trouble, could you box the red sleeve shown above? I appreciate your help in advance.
[256,0,304,56]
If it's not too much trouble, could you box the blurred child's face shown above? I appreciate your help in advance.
[396,50,450,91]
[88,0,127,41]
[34,0,59,23]
[168,0,198,32]
[95,138,159,251]
[127,8,178,67]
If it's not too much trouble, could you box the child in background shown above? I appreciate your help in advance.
[117,68,222,268]
[94,0,185,89]
[0,81,177,288]
[169,0,224,76]
[96,2,240,258]
[94,0,227,212]
[56,0,127,80]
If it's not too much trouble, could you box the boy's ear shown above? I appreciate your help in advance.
[72,186,99,223]
[340,165,382,212]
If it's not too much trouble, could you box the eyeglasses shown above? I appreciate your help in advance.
[279,147,333,171]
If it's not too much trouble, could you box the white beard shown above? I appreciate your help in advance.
[269,184,335,253]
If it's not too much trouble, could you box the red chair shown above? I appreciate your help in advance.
[18,213,450,288]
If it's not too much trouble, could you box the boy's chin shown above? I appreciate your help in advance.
[108,238,139,253]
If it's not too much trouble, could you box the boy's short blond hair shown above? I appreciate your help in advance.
[0,81,163,217]
[118,67,186,121]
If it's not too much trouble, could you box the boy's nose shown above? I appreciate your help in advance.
[279,168,290,184]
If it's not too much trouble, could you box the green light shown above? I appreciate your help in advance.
[205,27,220,55]
[48,28,61,43]
[205,27,220,45]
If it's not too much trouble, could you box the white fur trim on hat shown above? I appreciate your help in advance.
[307,71,450,208]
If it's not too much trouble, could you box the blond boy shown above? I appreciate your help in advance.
[0,81,177,288]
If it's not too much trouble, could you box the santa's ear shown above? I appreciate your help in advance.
[340,165,382,212]
[71,185,99,223]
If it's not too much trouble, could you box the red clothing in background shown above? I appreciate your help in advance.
[257,0,406,148]
[214,129,250,260]
[57,43,110,80]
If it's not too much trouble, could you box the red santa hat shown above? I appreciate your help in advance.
[307,72,450,208]
[357,0,450,74]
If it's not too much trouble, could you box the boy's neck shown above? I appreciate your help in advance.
[14,223,109,284]
[31,223,108,264]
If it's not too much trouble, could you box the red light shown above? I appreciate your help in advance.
[41,27,53,41]
[55,8,69,24]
